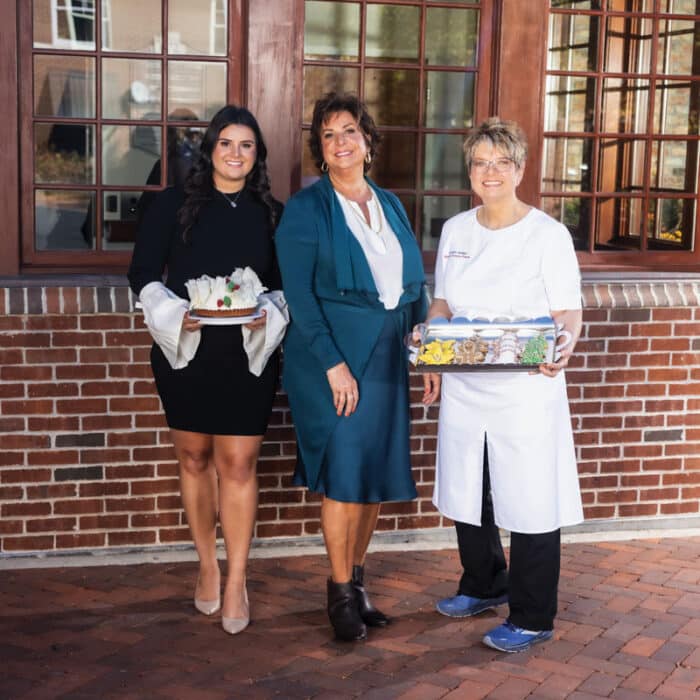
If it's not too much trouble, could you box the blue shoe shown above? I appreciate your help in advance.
[435,593,508,618]
[482,621,553,653]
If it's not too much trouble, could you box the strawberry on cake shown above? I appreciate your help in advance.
[185,266,266,317]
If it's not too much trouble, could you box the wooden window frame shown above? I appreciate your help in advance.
[0,0,20,276]
[16,0,244,274]
[542,1,700,272]
[2,0,698,276]
[299,0,496,268]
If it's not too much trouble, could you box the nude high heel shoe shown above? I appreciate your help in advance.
[222,586,249,635]
[194,596,221,616]
[194,575,221,615]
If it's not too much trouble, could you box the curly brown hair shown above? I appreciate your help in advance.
[308,92,381,174]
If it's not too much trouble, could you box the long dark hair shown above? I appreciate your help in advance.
[178,105,278,241]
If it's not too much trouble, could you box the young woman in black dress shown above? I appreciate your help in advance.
[128,105,281,635]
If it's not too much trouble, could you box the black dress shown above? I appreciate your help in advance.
[128,187,281,435]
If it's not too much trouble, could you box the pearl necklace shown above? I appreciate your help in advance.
[220,188,244,208]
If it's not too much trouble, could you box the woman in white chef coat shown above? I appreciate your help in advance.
[421,117,583,653]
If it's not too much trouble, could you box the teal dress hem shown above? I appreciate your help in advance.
[291,312,418,503]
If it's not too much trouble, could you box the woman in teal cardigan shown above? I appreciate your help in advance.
[276,93,427,642]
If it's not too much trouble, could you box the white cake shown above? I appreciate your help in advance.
[185,267,265,317]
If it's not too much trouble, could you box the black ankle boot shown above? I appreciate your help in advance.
[327,579,367,642]
[352,565,390,627]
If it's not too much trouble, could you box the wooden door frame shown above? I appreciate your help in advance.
[249,1,550,209]
[0,0,19,275]
[0,0,545,275]
[246,0,304,203]
[492,0,547,209]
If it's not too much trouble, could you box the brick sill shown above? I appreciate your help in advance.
[3,271,700,289]
[2,276,700,314]
[0,274,129,288]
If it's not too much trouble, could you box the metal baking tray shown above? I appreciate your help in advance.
[408,316,568,372]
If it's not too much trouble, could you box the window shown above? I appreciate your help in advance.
[21,0,238,270]
[13,0,699,274]
[543,0,700,269]
[33,0,96,51]
[301,0,494,256]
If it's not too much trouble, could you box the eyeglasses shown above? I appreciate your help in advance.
[470,157,515,173]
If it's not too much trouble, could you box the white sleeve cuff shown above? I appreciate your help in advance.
[241,290,290,377]
[138,282,200,369]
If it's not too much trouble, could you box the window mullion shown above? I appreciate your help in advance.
[95,0,103,252]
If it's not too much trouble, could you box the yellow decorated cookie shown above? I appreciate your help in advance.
[417,339,456,365]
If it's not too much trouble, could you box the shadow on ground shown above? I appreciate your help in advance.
[2,539,700,699]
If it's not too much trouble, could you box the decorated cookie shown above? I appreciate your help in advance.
[453,337,489,365]
[521,334,548,364]
[417,339,456,365]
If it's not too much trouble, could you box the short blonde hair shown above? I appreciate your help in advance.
[463,117,528,171]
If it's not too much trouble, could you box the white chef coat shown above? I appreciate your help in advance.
[432,206,584,533]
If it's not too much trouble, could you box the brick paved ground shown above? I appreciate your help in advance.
[2,537,700,699]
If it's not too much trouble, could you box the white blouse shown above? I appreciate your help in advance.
[335,191,404,310]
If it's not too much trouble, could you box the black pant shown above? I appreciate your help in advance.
[454,442,560,631]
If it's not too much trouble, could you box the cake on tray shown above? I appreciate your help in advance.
[185,267,266,318]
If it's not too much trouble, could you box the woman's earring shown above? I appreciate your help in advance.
[365,153,372,165]
[321,162,328,172]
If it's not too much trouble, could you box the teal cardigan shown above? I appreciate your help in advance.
[275,175,427,489]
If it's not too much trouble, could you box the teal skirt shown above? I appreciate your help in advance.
[292,314,417,504]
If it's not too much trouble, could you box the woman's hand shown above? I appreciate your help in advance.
[538,355,569,377]
[415,299,450,401]
[181,311,202,333]
[326,362,359,417]
[539,308,582,378]
[538,327,574,376]
[243,308,267,331]
[408,323,426,347]
[422,372,441,405]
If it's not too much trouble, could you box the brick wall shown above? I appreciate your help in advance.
[1,280,700,554]
[572,282,700,521]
